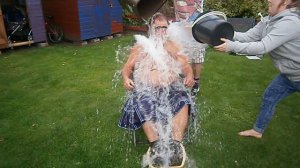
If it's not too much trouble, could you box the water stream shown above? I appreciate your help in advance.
[112,21,203,167]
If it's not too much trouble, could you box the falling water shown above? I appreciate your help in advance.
[112,44,131,90]
[167,21,208,59]
[135,35,187,167]
[112,20,205,167]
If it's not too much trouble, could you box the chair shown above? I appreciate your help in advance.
[131,129,148,146]
[130,89,198,146]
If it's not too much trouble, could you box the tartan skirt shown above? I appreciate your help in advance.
[118,84,195,130]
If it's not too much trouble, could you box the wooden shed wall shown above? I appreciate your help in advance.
[26,0,47,43]
[0,6,8,49]
[109,0,123,34]
[78,0,111,40]
[42,0,81,41]
[43,0,115,41]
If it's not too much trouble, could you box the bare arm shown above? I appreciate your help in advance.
[165,40,194,87]
[122,45,141,90]
[177,55,194,88]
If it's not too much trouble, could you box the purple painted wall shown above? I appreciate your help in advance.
[26,0,47,43]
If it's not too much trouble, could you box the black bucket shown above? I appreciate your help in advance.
[192,11,234,46]
[124,0,167,19]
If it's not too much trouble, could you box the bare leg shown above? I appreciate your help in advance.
[191,63,202,96]
[239,129,262,138]
[192,63,202,78]
[172,105,189,142]
[142,121,159,142]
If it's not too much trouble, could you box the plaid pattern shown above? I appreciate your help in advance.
[118,83,195,130]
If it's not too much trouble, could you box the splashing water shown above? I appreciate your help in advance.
[134,35,169,72]
[132,34,188,167]
[122,42,180,167]
[113,21,204,167]
[112,44,131,90]
[167,21,208,57]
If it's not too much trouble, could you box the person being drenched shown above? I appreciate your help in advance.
[118,12,195,167]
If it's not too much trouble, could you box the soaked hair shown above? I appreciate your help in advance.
[148,12,169,37]
[149,12,169,27]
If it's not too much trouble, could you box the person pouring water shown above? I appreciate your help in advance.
[214,0,300,138]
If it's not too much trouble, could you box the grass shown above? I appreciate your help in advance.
[0,35,299,168]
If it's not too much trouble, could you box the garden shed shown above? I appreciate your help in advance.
[0,0,47,49]
[110,0,123,34]
[42,0,123,42]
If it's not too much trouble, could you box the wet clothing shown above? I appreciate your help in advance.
[118,82,195,130]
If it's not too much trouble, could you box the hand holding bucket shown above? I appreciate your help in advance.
[191,11,234,46]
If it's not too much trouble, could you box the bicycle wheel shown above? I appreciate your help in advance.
[47,23,63,43]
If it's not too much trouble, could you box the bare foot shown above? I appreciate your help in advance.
[238,129,262,139]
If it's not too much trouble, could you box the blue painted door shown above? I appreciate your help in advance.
[109,0,122,23]
[95,0,111,36]
[78,0,111,40]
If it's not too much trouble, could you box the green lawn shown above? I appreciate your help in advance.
[0,35,299,168]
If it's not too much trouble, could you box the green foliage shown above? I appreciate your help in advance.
[119,0,148,26]
[123,16,147,26]
[205,0,268,18]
